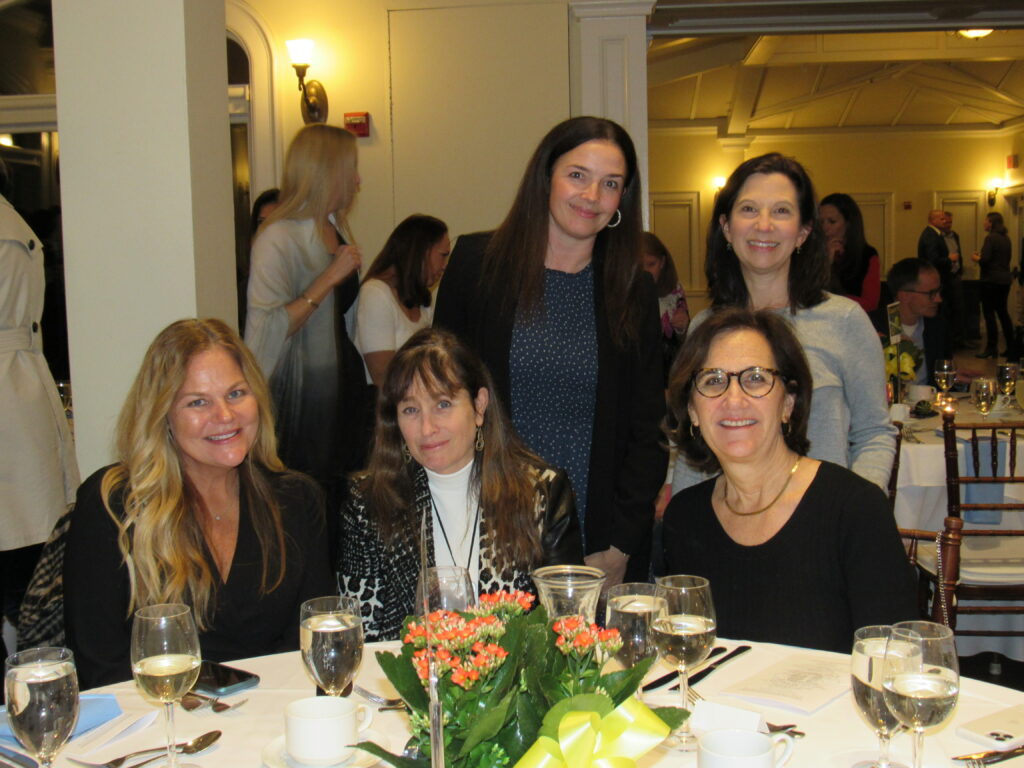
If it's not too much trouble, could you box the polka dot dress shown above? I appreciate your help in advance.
[510,265,598,540]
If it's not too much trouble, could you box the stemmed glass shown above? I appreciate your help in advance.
[4,647,79,768]
[997,364,1018,411]
[934,360,955,407]
[653,575,716,750]
[881,621,959,768]
[973,377,996,417]
[299,596,364,696]
[131,604,202,768]
[605,583,667,672]
[851,626,906,768]
[415,566,475,614]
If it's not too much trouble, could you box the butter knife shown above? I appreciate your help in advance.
[642,645,727,692]
[953,743,1024,763]
[0,745,35,768]
[669,644,752,690]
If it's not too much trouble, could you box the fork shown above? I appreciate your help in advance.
[354,684,403,707]
[686,686,805,738]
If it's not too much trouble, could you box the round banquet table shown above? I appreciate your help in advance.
[50,640,1024,768]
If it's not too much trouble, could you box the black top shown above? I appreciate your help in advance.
[433,232,666,576]
[917,226,962,283]
[663,461,918,653]
[64,465,334,689]
[978,231,1013,285]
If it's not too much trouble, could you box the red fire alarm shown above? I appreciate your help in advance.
[1008,154,1020,170]
[344,112,370,137]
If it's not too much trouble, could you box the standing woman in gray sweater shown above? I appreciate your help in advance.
[972,211,1015,359]
[672,153,895,497]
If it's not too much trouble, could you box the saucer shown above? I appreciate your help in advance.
[261,728,387,768]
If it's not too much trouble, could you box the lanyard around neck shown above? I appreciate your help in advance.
[430,494,482,572]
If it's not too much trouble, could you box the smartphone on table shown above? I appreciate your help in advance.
[193,660,260,697]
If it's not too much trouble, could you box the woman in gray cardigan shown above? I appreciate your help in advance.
[973,211,1015,359]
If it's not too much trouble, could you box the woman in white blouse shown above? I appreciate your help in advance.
[355,214,450,385]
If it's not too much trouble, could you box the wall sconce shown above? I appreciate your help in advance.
[712,176,727,191]
[286,39,328,124]
[957,29,993,40]
[988,177,1004,206]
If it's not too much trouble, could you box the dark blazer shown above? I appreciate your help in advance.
[917,226,961,283]
[869,306,949,389]
[978,231,1013,285]
[433,232,666,575]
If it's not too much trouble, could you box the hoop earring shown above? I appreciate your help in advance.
[689,423,700,439]
[402,442,412,462]
[782,421,792,437]
[475,425,484,452]
[605,209,622,229]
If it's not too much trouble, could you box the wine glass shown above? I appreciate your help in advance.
[997,364,1018,411]
[851,626,906,768]
[881,621,958,768]
[653,574,716,750]
[605,583,667,672]
[4,647,79,768]
[973,377,996,417]
[299,596,364,696]
[933,359,955,399]
[415,566,475,614]
[131,604,202,768]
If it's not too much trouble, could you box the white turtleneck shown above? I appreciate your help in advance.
[425,458,481,585]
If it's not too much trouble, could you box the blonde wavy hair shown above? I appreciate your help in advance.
[101,318,288,628]
[262,123,359,247]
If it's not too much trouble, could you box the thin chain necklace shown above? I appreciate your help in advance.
[722,457,801,517]
[430,495,482,571]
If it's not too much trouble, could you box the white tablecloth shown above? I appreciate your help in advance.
[48,640,1024,768]
[895,405,1024,659]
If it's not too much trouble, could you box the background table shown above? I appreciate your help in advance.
[48,640,1024,768]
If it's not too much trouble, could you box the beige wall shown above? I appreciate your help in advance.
[649,128,1024,313]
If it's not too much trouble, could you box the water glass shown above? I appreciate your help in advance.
[415,566,475,614]
[532,565,606,623]
[653,574,716,750]
[851,626,906,768]
[131,604,201,768]
[881,621,958,768]
[604,583,667,671]
[300,596,364,696]
[4,647,79,768]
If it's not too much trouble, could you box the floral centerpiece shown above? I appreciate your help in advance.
[357,591,685,768]
[885,338,923,404]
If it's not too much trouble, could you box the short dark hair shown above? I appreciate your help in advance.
[641,231,680,298]
[668,308,812,474]
[364,214,448,309]
[887,258,936,295]
[706,152,828,312]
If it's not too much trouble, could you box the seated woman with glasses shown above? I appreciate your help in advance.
[663,308,916,653]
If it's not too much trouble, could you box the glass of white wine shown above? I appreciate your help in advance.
[131,604,202,768]
[299,596,364,696]
[605,583,667,673]
[4,647,79,768]
[851,626,906,768]
[997,364,1019,411]
[973,377,996,417]
[933,359,955,399]
[881,621,958,768]
[653,574,716,750]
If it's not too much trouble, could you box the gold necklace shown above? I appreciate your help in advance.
[722,457,801,517]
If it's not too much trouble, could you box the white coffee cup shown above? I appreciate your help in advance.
[698,729,794,768]
[285,696,374,766]
[889,402,910,423]
[906,384,937,404]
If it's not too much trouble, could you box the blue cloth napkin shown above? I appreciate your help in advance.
[958,436,1008,524]
[0,693,122,745]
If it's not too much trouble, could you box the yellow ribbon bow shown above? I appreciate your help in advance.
[514,697,670,768]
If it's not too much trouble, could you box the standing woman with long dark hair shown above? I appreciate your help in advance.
[819,192,881,312]
[245,125,371,500]
[972,211,1015,358]
[434,117,665,586]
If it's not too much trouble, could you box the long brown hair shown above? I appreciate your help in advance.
[363,328,543,568]
[481,116,646,346]
[101,318,290,628]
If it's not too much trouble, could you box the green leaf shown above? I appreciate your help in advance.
[651,706,688,730]
[376,649,428,712]
[537,693,614,741]
[494,689,544,763]
[599,656,654,705]
[458,688,515,757]
[353,740,427,768]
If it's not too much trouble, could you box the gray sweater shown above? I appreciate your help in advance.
[672,293,896,493]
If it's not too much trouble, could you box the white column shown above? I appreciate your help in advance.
[53,0,236,477]
[569,0,654,222]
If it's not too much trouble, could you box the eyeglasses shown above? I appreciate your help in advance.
[903,288,941,300]
[693,366,784,398]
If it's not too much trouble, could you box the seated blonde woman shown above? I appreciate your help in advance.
[663,308,915,653]
[338,328,584,641]
[64,318,333,688]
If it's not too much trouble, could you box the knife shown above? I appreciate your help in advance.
[0,745,35,768]
[953,743,1024,763]
[642,646,727,692]
[669,644,752,690]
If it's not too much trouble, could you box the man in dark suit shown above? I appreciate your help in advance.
[917,209,966,349]
[870,258,949,387]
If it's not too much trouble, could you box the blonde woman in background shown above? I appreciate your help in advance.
[64,319,332,688]
[245,124,371,498]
